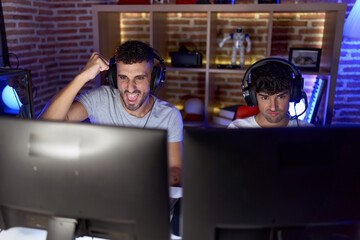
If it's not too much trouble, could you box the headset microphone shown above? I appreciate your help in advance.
[290,91,308,120]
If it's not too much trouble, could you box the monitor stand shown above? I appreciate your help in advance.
[47,217,77,240]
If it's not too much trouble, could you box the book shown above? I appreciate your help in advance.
[212,115,232,127]
[219,104,243,120]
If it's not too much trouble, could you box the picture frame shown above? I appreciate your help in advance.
[289,48,322,72]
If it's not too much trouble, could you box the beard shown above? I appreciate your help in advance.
[119,89,150,111]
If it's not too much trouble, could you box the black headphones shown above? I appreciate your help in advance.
[106,52,166,91]
[242,57,304,107]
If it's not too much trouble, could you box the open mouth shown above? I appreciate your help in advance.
[125,91,140,104]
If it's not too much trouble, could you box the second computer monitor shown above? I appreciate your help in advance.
[183,127,360,240]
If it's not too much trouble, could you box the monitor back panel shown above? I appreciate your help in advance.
[182,127,360,240]
[0,117,170,240]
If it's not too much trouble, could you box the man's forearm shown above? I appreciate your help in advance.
[38,52,109,121]
[169,166,181,186]
[168,141,183,186]
[38,75,87,120]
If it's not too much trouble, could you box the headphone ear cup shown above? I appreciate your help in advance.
[106,63,117,89]
[290,76,303,103]
[242,67,258,107]
[249,87,257,106]
[151,66,162,91]
[243,86,258,106]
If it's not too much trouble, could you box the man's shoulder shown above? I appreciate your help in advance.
[152,97,183,125]
[79,85,117,100]
[154,97,180,112]
[79,85,114,95]
[93,85,115,94]
[76,85,118,109]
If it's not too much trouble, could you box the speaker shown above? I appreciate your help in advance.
[170,51,202,68]
[242,57,304,106]
[106,52,166,91]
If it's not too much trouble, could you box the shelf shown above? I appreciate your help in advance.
[166,67,207,72]
[92,3,346,126]
[92,3,346,12]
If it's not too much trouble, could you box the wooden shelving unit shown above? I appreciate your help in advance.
[92,3,346,126]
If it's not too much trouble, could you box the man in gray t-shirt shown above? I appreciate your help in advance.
[76,85,183,143]
[38,40,183,186]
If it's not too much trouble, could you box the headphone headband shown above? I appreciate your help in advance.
[106,50,166,91]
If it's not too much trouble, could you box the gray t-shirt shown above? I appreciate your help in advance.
[76,86,183,143]
[227,115,313,128]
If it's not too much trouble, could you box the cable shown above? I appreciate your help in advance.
[8,52,19,69]
[143,98,156,128]
[294,103,299,127]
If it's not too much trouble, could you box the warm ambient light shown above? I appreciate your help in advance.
[343,0,360,39]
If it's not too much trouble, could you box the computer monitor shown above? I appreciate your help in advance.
[0,117,170,240]
[182,127,360,240]
[0,68,35,119]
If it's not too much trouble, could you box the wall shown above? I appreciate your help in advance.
[1,0,114,117]
[334,0,360,124]
[1,0,359,124]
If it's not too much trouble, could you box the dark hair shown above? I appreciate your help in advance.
[115,40,155,65]
[251,62,293,95]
